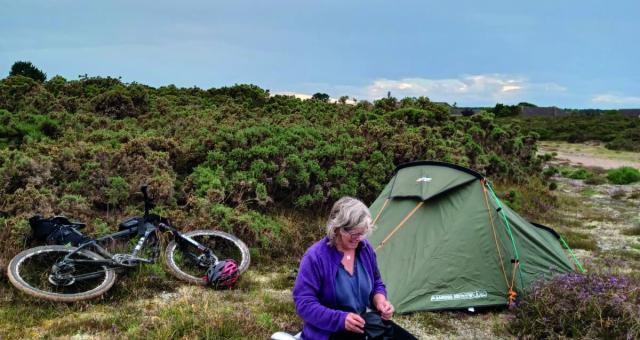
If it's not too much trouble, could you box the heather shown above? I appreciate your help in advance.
[511,270,640,339]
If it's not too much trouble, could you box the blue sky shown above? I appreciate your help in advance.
[1,0,638,108]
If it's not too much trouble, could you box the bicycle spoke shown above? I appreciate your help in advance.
[17,249,110,296]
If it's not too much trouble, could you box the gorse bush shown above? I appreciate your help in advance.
[607,166,640,185]
[0,73,545,265]
[510,272,640,339]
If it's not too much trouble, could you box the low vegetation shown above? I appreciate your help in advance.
[0,71,544,267]
[511,271,640,339]
[607,166,640,185]
[500,115,640,152]
[1,62,638,338]
[548,164,640,186]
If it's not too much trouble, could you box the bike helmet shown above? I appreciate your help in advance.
[204,259,239,289]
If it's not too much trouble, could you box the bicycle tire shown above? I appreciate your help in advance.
[7,245,117,302]
[165,230,250,285]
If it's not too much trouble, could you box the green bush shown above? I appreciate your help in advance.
[558,166,592,180]
[92,88,136,118]
[607,166,640,185]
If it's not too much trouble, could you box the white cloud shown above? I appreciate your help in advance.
[592,94,640,105]
[272,91,340,103]
[274,91,313,100]
[361,74,566,105]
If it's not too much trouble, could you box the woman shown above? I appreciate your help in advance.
[293,197,416,339]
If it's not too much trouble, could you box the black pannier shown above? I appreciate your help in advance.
[29,215,91,246]
[46,226,91,246]
[119,217,142,231]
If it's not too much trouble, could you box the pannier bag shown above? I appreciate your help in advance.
[29,215,91,246]
[119,216,144,235]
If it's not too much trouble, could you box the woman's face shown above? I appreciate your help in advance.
[337,226,367,250]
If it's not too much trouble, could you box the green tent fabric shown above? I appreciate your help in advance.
[368,161,576,313]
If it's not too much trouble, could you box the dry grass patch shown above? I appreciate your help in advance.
[561,230,599,251]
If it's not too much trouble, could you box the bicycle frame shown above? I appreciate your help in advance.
[53,219,216,285]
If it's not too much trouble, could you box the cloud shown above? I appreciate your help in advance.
[592,94,640,105]
[362,74,566,105]
[272,91,340,103]
[274,91,313,100]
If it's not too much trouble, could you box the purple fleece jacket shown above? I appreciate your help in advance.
[293,237,387,340]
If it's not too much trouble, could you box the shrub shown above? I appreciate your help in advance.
[105,176,130,207]
[621,225,640,236]
[92,89,136,118]
[186,165,225,201]
[0,75,56,113]
[559,166,592,180]
[610,189,626,200]
[510,273,640,339]
[584,174,607,185]
[607,166,640,185]
[0,110,60,147]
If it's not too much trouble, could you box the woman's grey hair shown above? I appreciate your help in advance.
[326,196,374,246]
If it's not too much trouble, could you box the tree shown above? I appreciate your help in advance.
[311,93,330,102]
[9,61,47,82]
[517,102,537,107]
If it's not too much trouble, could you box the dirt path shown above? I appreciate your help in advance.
[538,141,640,169]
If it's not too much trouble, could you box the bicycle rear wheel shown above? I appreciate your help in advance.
[7,245,116,302]
[165,230,250,285]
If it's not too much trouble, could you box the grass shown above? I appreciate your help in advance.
[394,311,457,335]
[622,226,640,236]
[580,187,598,197]
[559,166,593,180]
[538,141,640,161]
[561,230,599,251]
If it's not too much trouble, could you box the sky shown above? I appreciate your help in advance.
[1,0,639,109]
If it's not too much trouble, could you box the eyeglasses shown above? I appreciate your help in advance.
[340,228,367,240]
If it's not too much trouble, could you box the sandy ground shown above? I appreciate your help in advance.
[538,141,640,169]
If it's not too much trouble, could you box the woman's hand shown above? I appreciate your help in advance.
[373,293,394,320]
[345,313,365,333]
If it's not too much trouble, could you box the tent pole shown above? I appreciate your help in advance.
[485,181,525,290]
[375,201,424,252]
[559,236,586,273]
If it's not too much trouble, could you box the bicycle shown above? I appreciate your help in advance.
[7,186,251,302]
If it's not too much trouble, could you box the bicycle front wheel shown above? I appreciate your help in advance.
[7,245,117,302]
[165,230,250,285]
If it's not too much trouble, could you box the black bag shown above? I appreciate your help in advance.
[362,312,394,340]
[29,215,61,240]
[29,215,90,246]
[46,226,91,246]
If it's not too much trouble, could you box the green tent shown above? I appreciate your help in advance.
[368,161,581,313]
